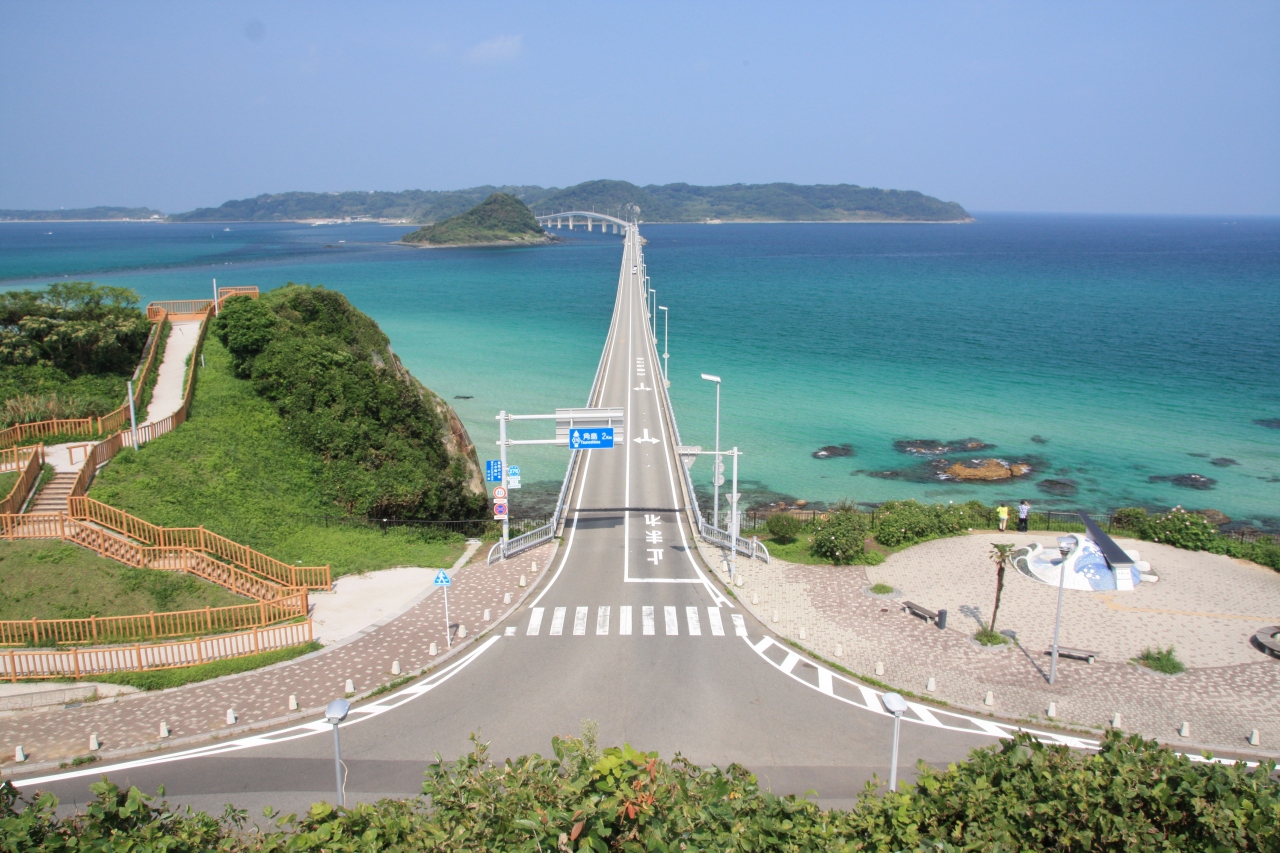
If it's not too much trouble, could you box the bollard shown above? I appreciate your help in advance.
[483,609,491,622]
[159,721,170,738]
[751,592,759,605]
[1249,729,1260,746]
[504,592,512,605]
[288,695,298,711]
[89,733,100,751]
[835,643,843,657]
[226,709,237,726]
[936,609,948,630]
[875,661,885,676]
[14,745,26,763]
[1179,721,1190,738]
[926,677,936,692]
[345,679,355,694]
[391,660,401,675]
[1047,701,1056,718]
[771,610,779,623]
[532,561,537,573]
[798,627,806,640]
[519,575,527,588]
[984,691,995,706]
[1112,712,1122,729]
[458,624,467,639]
[429,642,438,656]
[735,575,745,588]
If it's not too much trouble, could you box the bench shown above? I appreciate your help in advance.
[1253,626,1280,660]
[1044,647,1099,664]
[902,601,938,624]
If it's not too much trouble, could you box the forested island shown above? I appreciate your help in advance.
[401,193,552,247]
[0,206,164,222]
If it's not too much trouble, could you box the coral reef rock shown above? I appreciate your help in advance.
[812,444,855,459]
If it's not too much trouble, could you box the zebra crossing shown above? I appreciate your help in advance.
[525,605,746,638]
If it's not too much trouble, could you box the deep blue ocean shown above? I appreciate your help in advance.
[2,215,1278,527]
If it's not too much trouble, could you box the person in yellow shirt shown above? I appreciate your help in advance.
[996,503,1010,532]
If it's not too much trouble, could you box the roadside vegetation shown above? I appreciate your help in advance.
[0,540,247,621]
[1136,645,1187,674]
[5,730,1275,851]
[90,328,472,576]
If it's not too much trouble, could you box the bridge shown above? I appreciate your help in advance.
[536,210,630,234]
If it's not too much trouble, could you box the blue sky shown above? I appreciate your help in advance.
[1,1,1277,214]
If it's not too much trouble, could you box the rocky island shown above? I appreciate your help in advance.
[401,193,554,247]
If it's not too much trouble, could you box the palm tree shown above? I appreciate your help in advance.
[989,543,1016,633]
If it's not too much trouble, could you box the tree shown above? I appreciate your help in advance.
[989,543,1016,632]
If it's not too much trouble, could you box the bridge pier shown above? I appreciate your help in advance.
[587,218,592,232]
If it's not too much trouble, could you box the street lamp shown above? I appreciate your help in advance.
[658,306,669,385]
[881,692,908,792]
[649,287,657,340]
[325,697,351,806]
[1048,536,1073,685]
[700,374,721,528]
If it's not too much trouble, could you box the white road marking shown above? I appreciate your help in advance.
[907,702,943,727]
[619,605,632,635]
[818,669,833,695]
[596,606,610,635]
[685,606,701,635]
[573,606,588,636]
[527,608,544,636]
[504,626,516,637]
[664,605,678,635]
[550,607,566,636]
[780,652,801,674]
[642,605,655,635]
[707,607,724,636]
[733,614,748,637]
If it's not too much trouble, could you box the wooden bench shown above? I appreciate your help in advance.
[1044,647,1099,664]
[902,601,938,624]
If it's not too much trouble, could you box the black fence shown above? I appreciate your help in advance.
[708,508,1116,535]
[301,515,552,539]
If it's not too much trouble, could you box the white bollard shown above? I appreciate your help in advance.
[345,679,355,694]
[875,661,885,676]
[1179,721,1190,738]
[984,691,995,707]
[457,624,467,639]
[429,642,438,656]
[834,643,843,657]
[1047,702,1056,718]
[159,721,170,738]
[226,709,237,726]
[483,609,491,622]
[1112,712,1122,729]
[89,733,100,751]
[504,592,512,605]
[519,575,527,588]
[288,695,298,711]
[735,575,745,588]
[391,660,401,675]
[1249,729,1260,746]
[771,610,779,623]
[14,745,26,763]
[751,592,759,605]
[798,627,806,640]
[926,677,936,692]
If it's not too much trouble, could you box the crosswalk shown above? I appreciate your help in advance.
[525,605,746,638]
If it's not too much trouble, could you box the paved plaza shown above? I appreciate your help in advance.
[706,531,1280,757]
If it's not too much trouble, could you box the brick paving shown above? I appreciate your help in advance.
[0,543,555,773]
[702,533,1280,757]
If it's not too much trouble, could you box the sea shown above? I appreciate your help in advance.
[2,215,1278,528]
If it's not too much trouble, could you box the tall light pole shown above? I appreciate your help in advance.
[325,698,351,806]
[881,692,908,791]
[1049,537,1073,684]
[658,306,669,385]
[701,374,721,528]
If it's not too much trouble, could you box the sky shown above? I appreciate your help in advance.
[1,1,1277,215]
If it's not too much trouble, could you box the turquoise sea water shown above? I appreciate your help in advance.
[2,216,1278,527]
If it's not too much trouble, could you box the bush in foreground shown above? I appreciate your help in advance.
[5,731,1277,852]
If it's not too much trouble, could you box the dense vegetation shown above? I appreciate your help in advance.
[168,180,970,223]
[93,642,320,690]
[5,731,1276,851]
[0,282,148,428]
[1112,505,1280,570]
[401,193,549,246]
[0,206,163,221]
[90,336,473,577]
[0,540,246,620]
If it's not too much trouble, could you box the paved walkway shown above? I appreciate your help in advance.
[702,532,1280,757]
[0,543,554,773]
[145,320,201,424]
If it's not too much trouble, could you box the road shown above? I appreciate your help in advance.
[21,226,994,815]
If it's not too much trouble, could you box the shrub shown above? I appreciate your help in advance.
[869,582,893,595]
[873,499,973,548]
[1137,645,1186,674]
[975,627,1009,646]
[1113,506,1150,533]
[809,511,870,564]
[0,282,148,377]
[764,512,803,542]
[1145,506,1218,551]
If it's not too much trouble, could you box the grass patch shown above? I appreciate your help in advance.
[1136,645,1185,674]
[752,531,886,566]
[974,627,1010,646]
[89,338,469,577]
[92,641,321,690]
[0,470,17,497]
[870,583,894,595]
[0,540,248,621]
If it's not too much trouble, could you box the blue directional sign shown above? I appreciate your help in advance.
[433,570,451,586]
[570,427,615,449]
[485,459,503,482]
[507,464,521,478]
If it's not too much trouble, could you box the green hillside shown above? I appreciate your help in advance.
[401,193,550,246]
[0,206,164,222]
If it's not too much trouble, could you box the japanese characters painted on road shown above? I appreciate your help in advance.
[485,459,503,482]
[492,487,507,500]
[433,570,451,586]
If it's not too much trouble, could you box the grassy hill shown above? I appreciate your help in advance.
[401,193,551,246]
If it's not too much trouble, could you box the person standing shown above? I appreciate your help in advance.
[1017,500,1030,532]
[997,503,1010,532]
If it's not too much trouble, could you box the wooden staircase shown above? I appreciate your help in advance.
[26,471,76,514]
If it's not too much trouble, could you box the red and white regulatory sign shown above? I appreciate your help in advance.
[492,487,507,500]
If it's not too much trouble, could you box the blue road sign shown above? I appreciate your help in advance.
[507,464,521,478]
[570,427,615,449]
[433,570,451,586]
[485,460,503,482]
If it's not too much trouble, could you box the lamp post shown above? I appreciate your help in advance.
[649,287,657,340]
[1048,537,1073,685]
[658,306,669,385]
[700,374,721,528]
[880,692,908,791]
[325,698,351,806]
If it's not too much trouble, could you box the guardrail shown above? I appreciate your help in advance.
[487,521,555,565]
[0,444,43,516]
[699,519,771,563]
[1,619,312,681]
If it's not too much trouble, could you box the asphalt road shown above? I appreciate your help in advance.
[22,227,991,816]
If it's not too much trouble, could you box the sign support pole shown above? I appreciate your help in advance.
[729,448,739,582]
[443,584,451,648]
[499,411,509,555]
[126,380,139,451]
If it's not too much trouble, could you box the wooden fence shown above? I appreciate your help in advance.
[0,445,43,516]
[69,496,331,590]
[0,619,313,680]
[96,312,168,436]
[0,590,308,648]
[146,287,257,323]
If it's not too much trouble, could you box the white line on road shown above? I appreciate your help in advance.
[550,607,566,636]
[685,606,701,636]
[619,605,632,635]
[780,652,800,674]
[596,606,610,635]
[733,614,748,637]
[664,605,678,635]
[573,606,588,636]
[527,608,544,636]
[642,605,655,635]
[708,607,725,636]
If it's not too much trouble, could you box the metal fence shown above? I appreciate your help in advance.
[306,515,551,540]
[725,507,1118,535]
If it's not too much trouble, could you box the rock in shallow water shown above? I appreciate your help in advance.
[1254,418,1280,429]
[1148,473,1217,490]
[894,438,995,455]
[1037,478,1079,497]
[1210,457,1239,467]
[1192,508,1231,526]
[942,458,1032,481]
[1031,435,1049,444]
[812,444,854,459]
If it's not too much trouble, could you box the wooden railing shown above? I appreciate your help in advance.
[218,286,259,303]
[147,300,213,321]
[97,311,168,436]
[0,590,308,647]
[0,418,96,450]
[0,445,43,516]
[69,496,331,590]
[1,619,313,680]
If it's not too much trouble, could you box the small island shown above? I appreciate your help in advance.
[401,192,554,247]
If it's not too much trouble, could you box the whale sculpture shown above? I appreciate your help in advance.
[1013,534,1153,592]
